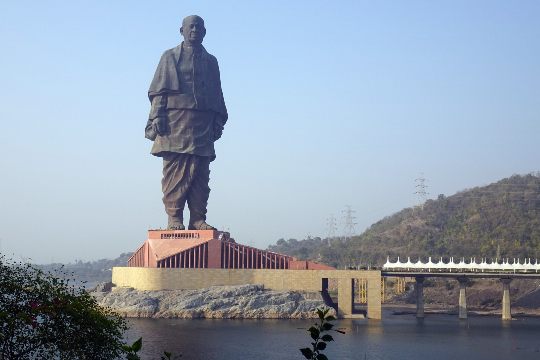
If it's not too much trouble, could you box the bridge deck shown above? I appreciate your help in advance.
[382,271,540,278]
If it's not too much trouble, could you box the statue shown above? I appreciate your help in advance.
[145,15,227,230]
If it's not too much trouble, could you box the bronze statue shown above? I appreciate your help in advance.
[145,15,227,230]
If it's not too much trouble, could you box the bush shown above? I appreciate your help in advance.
[0,255,127,359]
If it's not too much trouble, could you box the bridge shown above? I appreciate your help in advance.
[382,257,540,320]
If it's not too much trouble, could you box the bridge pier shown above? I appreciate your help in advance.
[457,277,468,319]
[415,277,425,318]
[337,277,382,319]
[501,278,512,321]
[337,278,353,318]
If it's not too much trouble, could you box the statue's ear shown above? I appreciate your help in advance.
[179,26,184,36]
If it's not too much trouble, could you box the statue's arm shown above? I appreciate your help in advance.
[149,95,167,119]
[215,60,227,123]
[146,51,174,140]
[145,95,168,140]
[212,58,227,141]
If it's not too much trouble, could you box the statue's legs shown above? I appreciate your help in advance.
[186,157,214,230]
[162,153,191,229]
[162,153,214,230]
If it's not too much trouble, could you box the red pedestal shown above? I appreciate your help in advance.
[127,230,334,270]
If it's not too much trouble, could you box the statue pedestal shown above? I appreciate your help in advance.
[128,229,295,270]
[127,230,232,268]
[127,229,332,270]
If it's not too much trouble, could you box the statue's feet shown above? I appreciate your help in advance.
[168,224,185,230]
[188,221,216,231]
[168,216,185,230]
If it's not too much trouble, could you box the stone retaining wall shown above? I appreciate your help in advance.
[112,267,382,319]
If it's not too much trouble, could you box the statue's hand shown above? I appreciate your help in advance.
[213,122,224,140]
[152,117,168,136]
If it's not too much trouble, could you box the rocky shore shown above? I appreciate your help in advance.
[92,284,335,319]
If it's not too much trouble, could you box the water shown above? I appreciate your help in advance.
[126,311,540,360]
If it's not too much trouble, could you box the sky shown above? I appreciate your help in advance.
[0,1,538,263]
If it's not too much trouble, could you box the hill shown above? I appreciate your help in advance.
[38,252,132,289]
[268,173,540,268]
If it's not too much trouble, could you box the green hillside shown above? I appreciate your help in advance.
[268,174,540,268]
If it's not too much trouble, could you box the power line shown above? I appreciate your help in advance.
[342,205,357,239]
[414,173,429,208]
[326,214,337,240]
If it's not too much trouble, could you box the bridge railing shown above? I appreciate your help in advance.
[383,257,540,273]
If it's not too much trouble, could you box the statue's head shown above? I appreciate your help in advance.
[180,15,206,45]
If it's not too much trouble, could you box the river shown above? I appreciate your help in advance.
[125,311,540,359]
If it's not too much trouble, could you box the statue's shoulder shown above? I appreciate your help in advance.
[161,45,182,59]
[206,52,217,61]
[201,47,218,63]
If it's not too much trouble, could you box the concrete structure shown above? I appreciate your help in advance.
[128,230,332,270]
[457,277,468,319]
[112,267,382,319]
[383,255,540,320]
[337,278,353,318]
[121,230,380,318]
[501,278,512,320]
[386,272,522,321]
[415,277,424,318]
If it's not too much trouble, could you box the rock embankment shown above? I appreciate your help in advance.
[93,284,334,319]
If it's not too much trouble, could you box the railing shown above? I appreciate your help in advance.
[383,257,540,273]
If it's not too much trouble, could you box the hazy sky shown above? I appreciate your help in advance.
[0,1,538,263]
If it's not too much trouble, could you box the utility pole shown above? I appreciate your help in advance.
[326,214,337,240]
[414,173,429,209]
[342,205,357,239]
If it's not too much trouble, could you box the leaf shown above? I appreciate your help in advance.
[316,354,329,360]
[316,342,327,350]
[322,323,334,331]
[321,334,334,342]
[131,337,143,352]
[300,348,314,359]
[309,327,320,340]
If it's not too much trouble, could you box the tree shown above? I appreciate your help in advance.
[0,255,127,359]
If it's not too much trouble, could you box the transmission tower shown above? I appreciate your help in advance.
[326,214,338,240]
[414,173,429,208]
[342,205,357,239]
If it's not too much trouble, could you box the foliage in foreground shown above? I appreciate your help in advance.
[0,255,127,359]
[123,337,180,360]
[300,307,344,360]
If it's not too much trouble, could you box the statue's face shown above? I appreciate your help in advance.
[180,16,206,45]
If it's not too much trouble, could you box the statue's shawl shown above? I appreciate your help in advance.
[147,43,227,122]
[148,43,209,100]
